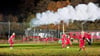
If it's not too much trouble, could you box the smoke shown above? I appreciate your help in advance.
[30,2,100,27]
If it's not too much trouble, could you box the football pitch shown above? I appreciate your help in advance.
[0,43,100,56]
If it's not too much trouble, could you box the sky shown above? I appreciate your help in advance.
[0,0,20,14]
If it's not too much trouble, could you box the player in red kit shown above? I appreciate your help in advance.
[61,33,72,48]
[79,31,86,51]
[61,33,67,48]
[79,37,85,51]
[8,33,15,49]
[65,34,72,48]
[86,32,92,45]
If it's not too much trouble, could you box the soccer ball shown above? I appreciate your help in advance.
[67,46,69,48]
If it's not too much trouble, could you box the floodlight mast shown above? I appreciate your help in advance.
[63,22,65,34]
[81,21,86,31]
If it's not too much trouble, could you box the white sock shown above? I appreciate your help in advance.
[10,47,13,49]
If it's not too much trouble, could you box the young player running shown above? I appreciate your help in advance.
[8,33,15,49]
[65,34,72,48]
[61,33,72,48]
[86,32,92,45]
[61,33,67,48]
[79,31,86,51]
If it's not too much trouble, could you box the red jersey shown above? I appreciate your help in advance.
[8,35,15,44]
[86,33,91,39]
[9,35,15,40]
[61,34,66,44]
[65,37,71,45]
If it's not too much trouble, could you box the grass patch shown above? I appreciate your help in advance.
[0,43,100,56]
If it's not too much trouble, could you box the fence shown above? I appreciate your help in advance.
[0,22,100,40]
[0,22,29,40]
[0,22,61,40]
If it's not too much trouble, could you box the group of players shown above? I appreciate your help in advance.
[61,31,92,51]
[8,31,91,50]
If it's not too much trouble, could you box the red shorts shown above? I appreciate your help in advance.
[79,44,85,48]
[8,40,14,44]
